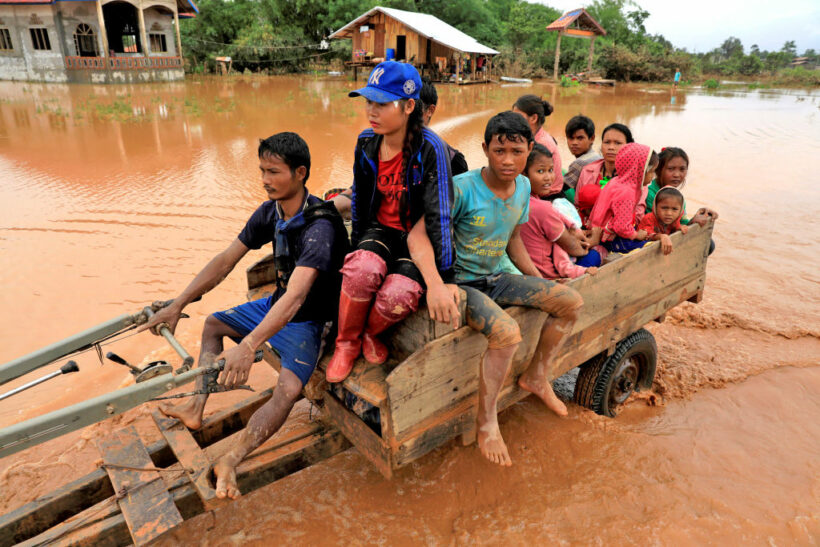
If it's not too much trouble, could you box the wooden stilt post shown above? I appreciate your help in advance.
[455,52,460,84]
[173,8,182,58]
[470,53,476,82]
[96,0,109,58]
[588,35,595,73]
[137,1,149,56]
[553,31,562,81]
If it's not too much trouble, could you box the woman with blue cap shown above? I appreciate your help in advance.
[326,61,459,383]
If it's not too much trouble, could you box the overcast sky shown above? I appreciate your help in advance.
[538,0,820,53]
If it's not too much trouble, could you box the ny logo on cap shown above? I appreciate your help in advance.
[368,67,385,85]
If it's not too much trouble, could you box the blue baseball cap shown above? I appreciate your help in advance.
[349,61,422,103]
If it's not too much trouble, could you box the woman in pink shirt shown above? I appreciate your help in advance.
[520,144,599,279]
[512,95,563,195]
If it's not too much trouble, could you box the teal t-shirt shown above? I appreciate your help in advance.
[452,169,530,282]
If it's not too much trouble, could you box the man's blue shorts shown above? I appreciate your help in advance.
[212,298,325,386]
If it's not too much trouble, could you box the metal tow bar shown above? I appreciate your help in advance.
[0,351,263,459]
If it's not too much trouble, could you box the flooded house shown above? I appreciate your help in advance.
[329,6,498,84]
[0,0,197,83]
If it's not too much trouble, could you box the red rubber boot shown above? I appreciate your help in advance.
[325,290,372,383]
[362,274,424,365]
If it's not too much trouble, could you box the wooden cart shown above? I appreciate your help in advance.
[0,222,713,546]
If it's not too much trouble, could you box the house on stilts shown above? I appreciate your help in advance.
[329,6,498,84]
[0,0,197,83]
[546,8,609,83]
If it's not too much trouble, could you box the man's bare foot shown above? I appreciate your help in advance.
[159,398,204,430]
[476,419,512,467]
[518,375,568,417]
[214,455,241,500]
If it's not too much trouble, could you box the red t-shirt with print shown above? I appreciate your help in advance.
[376,151,406,231]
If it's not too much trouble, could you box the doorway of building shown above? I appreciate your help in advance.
[396,35,406,61]
[102,1,141,54]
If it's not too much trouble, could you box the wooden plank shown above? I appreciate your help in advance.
[324,392,393,478]
[386,305,545,439]
[0,390,272,545]
[245,253,276,291]
[24,424,351,546]
[96,426,183,546]
[564,28,595,38]
[385,224,713,442]
[396,382,528,466]
[151,411,224,510]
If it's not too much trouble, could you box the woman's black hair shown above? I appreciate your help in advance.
[648,150,659,172]
[655,186,685,206]
[419,77,438,109]
[526,143,553,171]
[484,111,533,145]
[258,132,311,184]
[398,98,425,229]
[565,115,595,139]
[601,123,634,144]
[512,94,554,127]
[655,147,689,179]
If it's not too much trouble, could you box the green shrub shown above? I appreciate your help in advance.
[704,78,720,89]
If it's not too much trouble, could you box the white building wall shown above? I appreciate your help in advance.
[0,5,68,82]
[142,6,177,57]
[59,1,104,57]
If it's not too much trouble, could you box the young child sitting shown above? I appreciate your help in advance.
[638,186,688,255]
[588,143,658,254]
[520,144,599,278]
[646,146,719,228]
[563,115,602,195]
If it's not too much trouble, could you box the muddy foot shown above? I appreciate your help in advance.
[214,456,241,500]
[477,420,512,467]
[518,376,568,417]
[159,399,203,430]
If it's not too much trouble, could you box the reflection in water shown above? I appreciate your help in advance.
[0,77,818,542]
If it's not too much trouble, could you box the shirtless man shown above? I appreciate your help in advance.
[142,132,347,498]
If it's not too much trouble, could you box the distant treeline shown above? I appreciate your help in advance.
[179,0,820,84]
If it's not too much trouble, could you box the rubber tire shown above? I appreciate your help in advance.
[573,328,657,417]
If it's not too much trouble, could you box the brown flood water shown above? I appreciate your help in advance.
[1,77,819,543]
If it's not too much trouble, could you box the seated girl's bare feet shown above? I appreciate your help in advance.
[476,418,512,467]
[159,398,204,430]
[518,376,568,417]
[214,455,241,500]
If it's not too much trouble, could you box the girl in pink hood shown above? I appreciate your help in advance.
[588,143,658,253]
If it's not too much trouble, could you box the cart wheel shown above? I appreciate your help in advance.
[573,329,657,417]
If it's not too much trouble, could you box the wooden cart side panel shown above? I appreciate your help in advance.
[385,224,712,445]
[323,393,393,478]
[395,381,531,467]
[385,306,546,439]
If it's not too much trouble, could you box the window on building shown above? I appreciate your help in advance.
[149,33,166,53]
[0,29,12,51]
[30,28,51,51]
[73,23,98,57]
[122,34,137,53]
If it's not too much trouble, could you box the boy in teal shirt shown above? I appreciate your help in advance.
[408,112,583,467]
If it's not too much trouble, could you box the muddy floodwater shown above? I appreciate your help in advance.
[1,77,818,544]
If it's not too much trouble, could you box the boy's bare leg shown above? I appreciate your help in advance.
[160,316,241,430]
[518,314,577,416]
[214,368,302,499]
[477,343,518,467]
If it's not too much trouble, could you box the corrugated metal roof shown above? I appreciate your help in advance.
[329,6,499,55]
